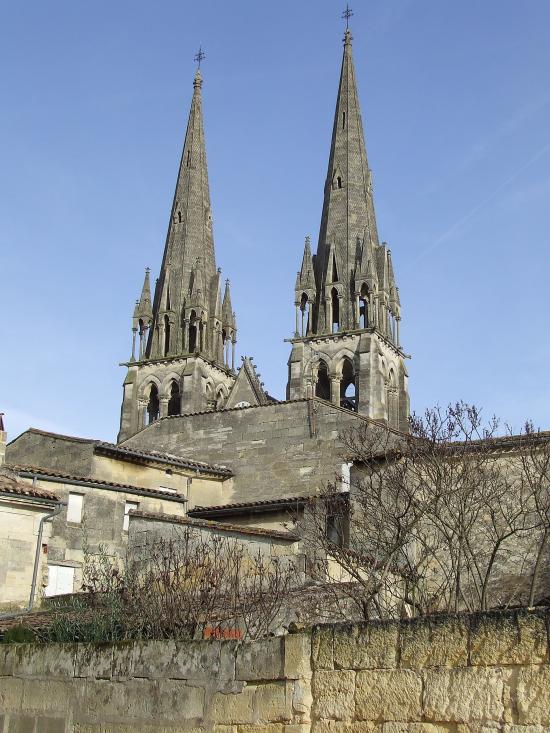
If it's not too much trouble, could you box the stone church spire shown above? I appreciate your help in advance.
[316,28,379,331]
[118,64,239,442]
[287,21,410,432]
[148,69,219,360]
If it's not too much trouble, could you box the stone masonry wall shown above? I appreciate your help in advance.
[123,399,374,504]
[1,609,549,733]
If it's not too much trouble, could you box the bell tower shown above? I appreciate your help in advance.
[118,65,237,442]
[287,25,409,431]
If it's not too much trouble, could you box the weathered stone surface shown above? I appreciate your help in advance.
[333,622,398,670]
[312,671,355,720]
[8,715,36,733]
[504,726,550,733]
[313,722,375,733]
[237,725,283,733]
[400,617,468,668]
[236,638,285,681]
[10,644,76,679]
[470,612,548,666]
[156,680,205,721]
[132,639,223,681]
[254,683,291,723]
[210,688,256,725]
[284,725,311,733]
[83,679,156,719]
[312,627,334,671]
[35,717,66,733]
[423,668,504,722]
[517,666,550,724]
[292,678,313,718]
[355,670,422,721]
[382,724,453,733]
[21,680,72,713]
[285,633,312,680]
[74,644,113,679]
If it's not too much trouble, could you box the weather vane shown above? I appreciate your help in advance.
[342,4,353,29]
[194,46,206,69]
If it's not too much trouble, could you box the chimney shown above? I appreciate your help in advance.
[0,414,6,466]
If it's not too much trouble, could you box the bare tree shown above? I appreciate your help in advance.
[303,403,550,619]
[41,528,300,642]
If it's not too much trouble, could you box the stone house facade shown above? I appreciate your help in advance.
[0,470,61,609]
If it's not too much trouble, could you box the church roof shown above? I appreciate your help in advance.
[9,428,233,477]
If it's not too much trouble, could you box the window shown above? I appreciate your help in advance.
[147,383,159,424]
[167,380,180,416]
[315,361,330,401]
[164,315,171,356]
[326,514,345,548]
[44,564,75,597]
[331,288,340,332]
[123,501,139,532]
[66,493,83,524]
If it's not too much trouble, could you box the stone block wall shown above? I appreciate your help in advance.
[124,399,372,504]
[1,609,549,732]
[0,632,312,733]
[310,609,550,733]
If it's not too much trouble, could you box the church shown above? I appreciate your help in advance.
[117,26,409,441]
[3,23,411,602]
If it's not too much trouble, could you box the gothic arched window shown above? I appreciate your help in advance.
[164,315,170,357]
[359,283,369,329]
[331,288,340,333]
[315,360,331,401]
[147,384,160,425]
[300,293,310,337]
[167,380,180,417]
[188,310,197,352]
[340,359,357,411]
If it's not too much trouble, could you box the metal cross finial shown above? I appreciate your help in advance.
[194,46,206,68]
[342,4,353,29]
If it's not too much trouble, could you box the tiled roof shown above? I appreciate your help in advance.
[188,494,317,517]
[130,510,300,542]
[8,464,188,502]
[11,428,233,477]
[0,474,59,503]
[93,442,232,476]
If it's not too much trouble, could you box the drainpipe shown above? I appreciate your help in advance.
[27,499,65,612]
[0,494,65,621]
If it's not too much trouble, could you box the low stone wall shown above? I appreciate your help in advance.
[0,609,549,732]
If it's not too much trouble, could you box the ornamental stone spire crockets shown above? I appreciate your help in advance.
[118,65,238,442]
[287,21,410,431]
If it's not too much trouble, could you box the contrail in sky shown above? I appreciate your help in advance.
[411,142,550,265]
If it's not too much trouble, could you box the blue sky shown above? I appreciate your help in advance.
[1,1,549,442]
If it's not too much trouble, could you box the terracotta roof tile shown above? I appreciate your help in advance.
[12,428,233,477]
[130,509,299,542]
[0,474,59,503]
[188,494,318,516]
[8,464,188,502]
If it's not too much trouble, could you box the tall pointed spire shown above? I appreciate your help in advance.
[119,59,240,441]
[147,67,219,359]
[316,25,379,330]
[287,16,409,432]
